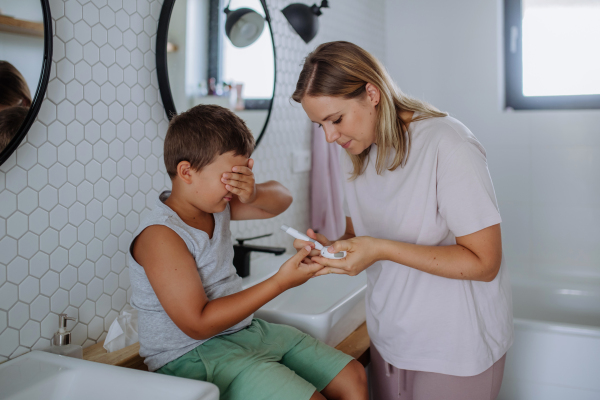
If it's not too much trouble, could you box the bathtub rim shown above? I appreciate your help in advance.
[514,317,600,339]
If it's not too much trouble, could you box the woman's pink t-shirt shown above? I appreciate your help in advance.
[341,115,513,377]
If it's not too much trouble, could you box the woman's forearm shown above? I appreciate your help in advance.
[377,239,499,282]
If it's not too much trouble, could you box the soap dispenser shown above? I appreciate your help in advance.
[42,313,83,359]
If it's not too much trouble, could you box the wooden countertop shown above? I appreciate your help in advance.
[83,322,370,371]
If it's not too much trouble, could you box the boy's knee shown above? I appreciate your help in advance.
[348,360,367,387]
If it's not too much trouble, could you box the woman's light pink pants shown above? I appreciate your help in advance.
[369,343,506,400]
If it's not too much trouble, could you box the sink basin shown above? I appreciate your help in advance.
[242,253,367,346]
[0,351,219,400]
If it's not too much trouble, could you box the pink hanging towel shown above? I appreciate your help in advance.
[310,123,346,240]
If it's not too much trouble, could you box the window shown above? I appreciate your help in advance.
[504,0,600,110]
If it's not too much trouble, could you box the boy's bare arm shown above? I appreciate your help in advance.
[133,225,316,340]
[230,180,292,220]
[225,159,292,220]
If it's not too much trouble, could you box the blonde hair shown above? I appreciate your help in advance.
[292,41,447,179]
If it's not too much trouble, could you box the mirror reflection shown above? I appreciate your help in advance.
[166,0,275,141]
[0,0,45,154]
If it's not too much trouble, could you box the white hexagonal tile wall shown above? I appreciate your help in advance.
[40,271,59,297]
[0,0,344,360]
[8,302,29,329]
[30,296,50,322]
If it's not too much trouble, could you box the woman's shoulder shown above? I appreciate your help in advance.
[412,115,486,159]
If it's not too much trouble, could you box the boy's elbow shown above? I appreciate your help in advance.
[270,181,293,214]
[185,324,213,341]
[189,331,211,341]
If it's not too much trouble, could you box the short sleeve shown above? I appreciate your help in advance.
[437,141,502,237]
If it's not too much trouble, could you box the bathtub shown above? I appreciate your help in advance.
[497,277,600,400]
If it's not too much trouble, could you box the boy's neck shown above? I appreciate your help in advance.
[163,190,214,235]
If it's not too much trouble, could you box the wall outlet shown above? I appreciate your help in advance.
[292,150,312,173]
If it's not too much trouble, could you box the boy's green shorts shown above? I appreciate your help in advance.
[156,319,354,400]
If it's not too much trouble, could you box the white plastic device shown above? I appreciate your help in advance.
[280,225,347,260]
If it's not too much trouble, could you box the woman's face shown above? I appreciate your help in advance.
[301,84,380,155]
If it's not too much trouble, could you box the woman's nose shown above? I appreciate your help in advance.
[323,126,340,144]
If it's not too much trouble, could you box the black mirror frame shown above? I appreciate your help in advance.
[156,0,276,148]
[0,0,53,166]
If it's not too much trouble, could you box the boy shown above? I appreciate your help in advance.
[0,106,28,152]
[129,105,367,400]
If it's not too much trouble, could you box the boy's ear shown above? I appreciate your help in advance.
[176,161,193,184]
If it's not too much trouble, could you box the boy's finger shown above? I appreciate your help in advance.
[232,166,253,176]
[223,173,246,183]
[291,246,312,263]
[224,179,250,191]
[225,185,244,197]
[293,239,314,249]
[307,262,325,274]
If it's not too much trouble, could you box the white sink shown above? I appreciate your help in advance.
[0,351,219,400]
[242,253,367,346]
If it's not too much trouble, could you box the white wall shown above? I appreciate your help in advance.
[0,0,386,361]
[385,0,600,282]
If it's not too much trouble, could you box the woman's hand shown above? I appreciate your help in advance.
[311,236,381,277]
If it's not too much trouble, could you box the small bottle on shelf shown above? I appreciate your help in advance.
[40,313,83,359]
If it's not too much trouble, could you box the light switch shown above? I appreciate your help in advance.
[292,150,312,173]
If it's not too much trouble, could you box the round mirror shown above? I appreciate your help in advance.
[0,0,52,165]
[157,0,276,148]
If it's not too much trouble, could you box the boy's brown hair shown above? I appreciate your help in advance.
[164,104,255,178]
[0,106,29,152]
[0,61,32,108]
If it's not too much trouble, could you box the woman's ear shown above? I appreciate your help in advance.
[176,161,193,184]
[365,83,381,106]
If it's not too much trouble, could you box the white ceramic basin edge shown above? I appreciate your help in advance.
[0,350,219,400]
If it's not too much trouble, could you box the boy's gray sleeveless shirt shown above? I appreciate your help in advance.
[128,191,252,371]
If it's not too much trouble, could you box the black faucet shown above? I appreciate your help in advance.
[233,233,286,278]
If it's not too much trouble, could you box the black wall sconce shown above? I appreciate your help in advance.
[224,0,270,47]
[282,0,329,43]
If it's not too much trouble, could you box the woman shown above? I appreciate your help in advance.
[292,42,512,400]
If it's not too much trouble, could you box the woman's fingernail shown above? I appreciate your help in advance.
[304,246,311,251]
[327,246,334,253]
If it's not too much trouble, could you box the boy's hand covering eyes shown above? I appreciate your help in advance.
[222,158,257,204]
